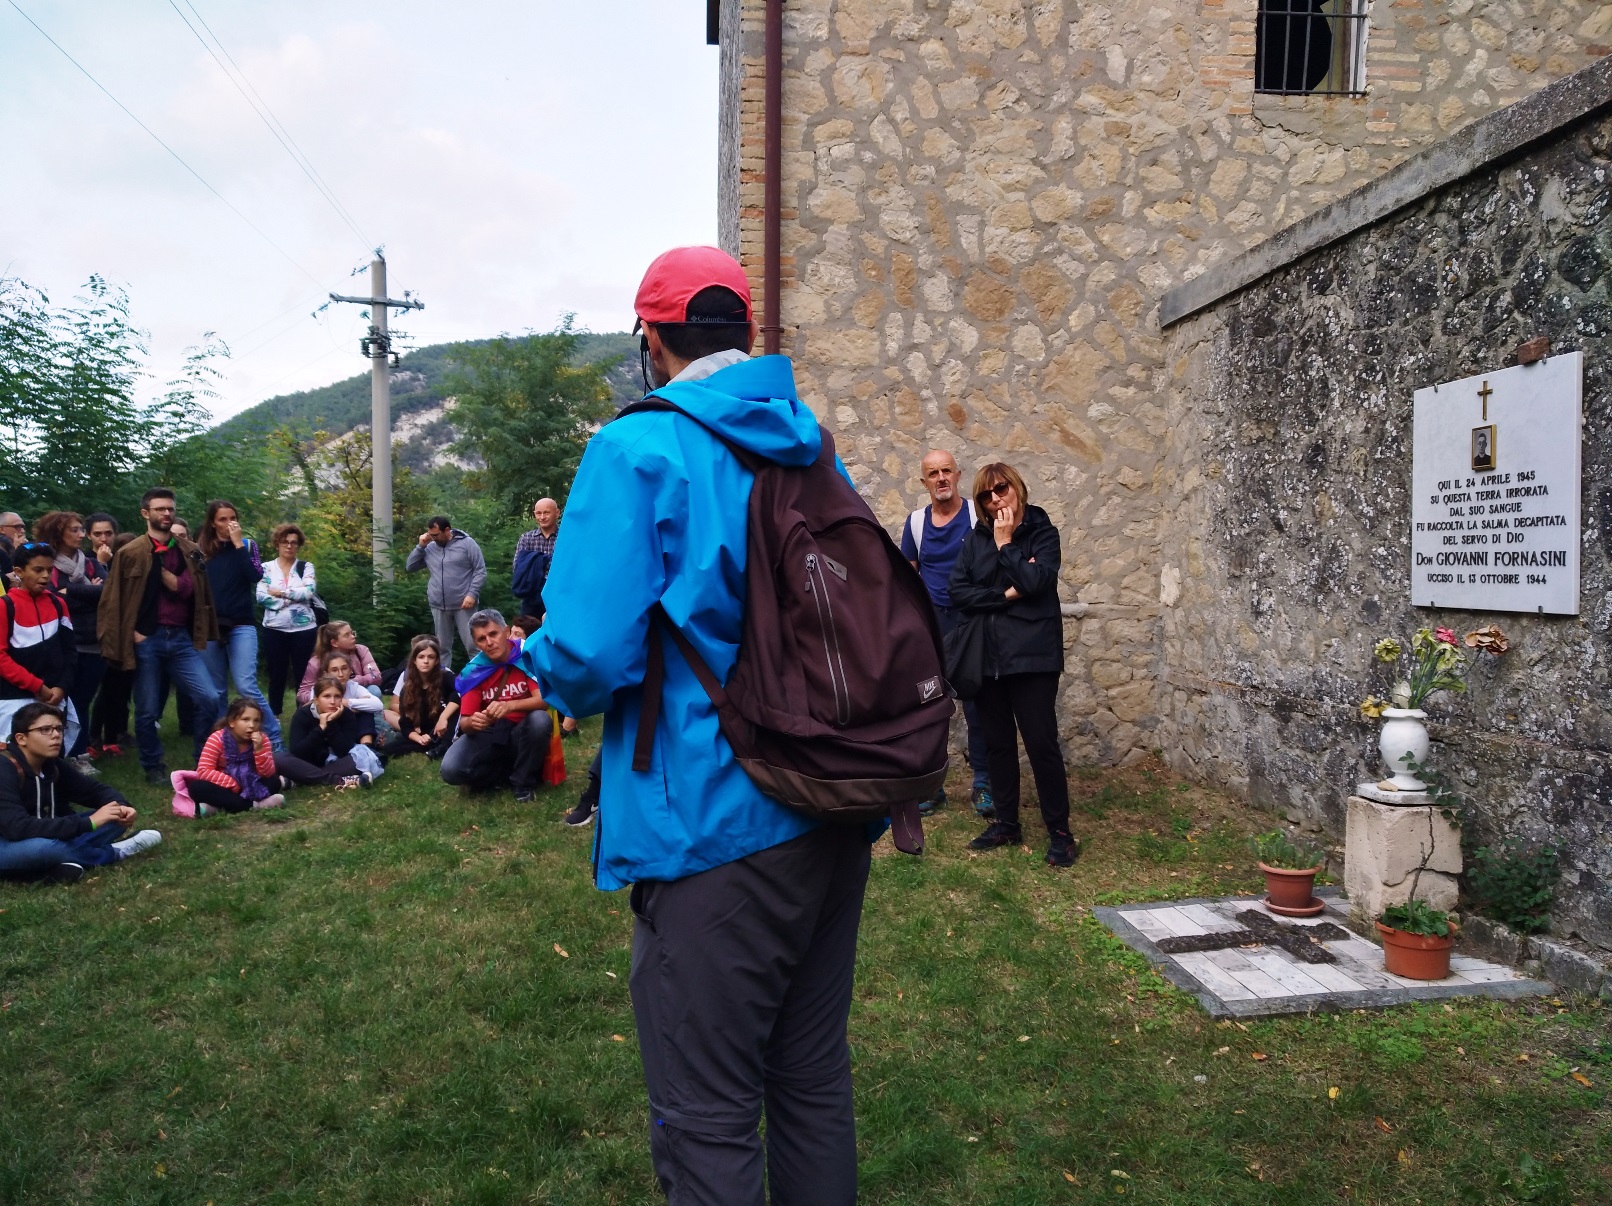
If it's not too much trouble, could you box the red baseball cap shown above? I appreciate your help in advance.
[633,246,753,327]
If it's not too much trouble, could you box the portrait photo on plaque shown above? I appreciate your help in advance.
[1471,424,1497,472]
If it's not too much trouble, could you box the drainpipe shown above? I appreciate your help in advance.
[762,0,783,355]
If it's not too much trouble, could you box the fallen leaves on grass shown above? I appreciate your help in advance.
[1063,1170,1078,1183]
[1374,1117,1394,1133]
[1328,1086,1339,1100]
[553,944,569,958]
[1571,1071,1593,1087]
[1516,1052,1531,1063]
[1397,1149,1411,1165]
[611,1035,625,1042]
[1251,1052,1268,1062]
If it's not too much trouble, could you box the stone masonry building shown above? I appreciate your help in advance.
[716,0,1609,767]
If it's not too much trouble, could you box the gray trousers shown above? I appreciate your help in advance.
[629,825,870,1206]
[438,710,551,792]
[431,606,475,669]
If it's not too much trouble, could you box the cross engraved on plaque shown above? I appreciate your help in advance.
[1477,379,1492,420]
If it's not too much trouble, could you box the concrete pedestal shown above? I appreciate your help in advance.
[1344,796,1462,921]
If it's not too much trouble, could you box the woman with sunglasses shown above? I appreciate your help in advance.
[948,463,1078,868]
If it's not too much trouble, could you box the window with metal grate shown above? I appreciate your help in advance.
[1255,0,1369,96]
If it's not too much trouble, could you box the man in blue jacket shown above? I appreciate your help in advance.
[519,246,867,1203]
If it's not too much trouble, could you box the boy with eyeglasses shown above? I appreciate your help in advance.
[0,700,161,883]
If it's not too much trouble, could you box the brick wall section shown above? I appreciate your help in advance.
[718,1,1610,766]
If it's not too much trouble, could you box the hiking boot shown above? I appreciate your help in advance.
[69,755,99,776]
[144,766,169,787]
[46,862,84,884]
[968,821,1021,851]
[564,796,597,827]
[112,829,163,860]
[514,789,535,803]
[918,786,946,817]
[1046,833,1080,868]
[971,785,995,819]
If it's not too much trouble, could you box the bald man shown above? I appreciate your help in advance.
[0,512,26,586]
[899,450,993,819]
[513,497,561,622]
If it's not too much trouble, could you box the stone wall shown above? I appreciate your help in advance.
[1160,59,1612,950]
[719,0,1612,766]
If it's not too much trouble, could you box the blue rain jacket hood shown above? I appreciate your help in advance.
[519,354,843,890]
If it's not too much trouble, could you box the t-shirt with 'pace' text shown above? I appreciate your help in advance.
[458,662,541,724]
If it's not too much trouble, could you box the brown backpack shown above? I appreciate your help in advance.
[620,399,952,855]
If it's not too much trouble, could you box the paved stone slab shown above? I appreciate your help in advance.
[1094,890,1553,1019]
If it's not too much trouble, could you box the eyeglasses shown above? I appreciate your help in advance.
[24,724,65,737]
[1,521,26,531]
[984,482,1014,499]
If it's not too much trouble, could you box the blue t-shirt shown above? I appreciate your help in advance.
[899,505,972,608]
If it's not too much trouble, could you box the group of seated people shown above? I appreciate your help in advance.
[2,606,584,884]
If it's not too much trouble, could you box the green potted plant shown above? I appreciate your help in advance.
[1251,830,1325,917]
[1376,898,1458,980]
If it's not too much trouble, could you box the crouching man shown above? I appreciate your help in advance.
[0,701,163,883]
[440,609,552,803]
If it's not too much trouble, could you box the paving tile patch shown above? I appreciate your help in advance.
[1094,890,1554,1019]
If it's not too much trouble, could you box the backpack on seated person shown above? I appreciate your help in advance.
[620,398,954,855]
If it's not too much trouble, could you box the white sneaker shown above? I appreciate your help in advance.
[69,755,99,776]
[255,793,286,810]
[112,829,163,860]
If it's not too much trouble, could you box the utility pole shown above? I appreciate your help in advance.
[330,254,424,581]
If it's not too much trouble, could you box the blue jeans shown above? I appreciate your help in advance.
[134,627,223,770]
[205,624,283,749]
[0,820,125,876]
[935,606,990,790]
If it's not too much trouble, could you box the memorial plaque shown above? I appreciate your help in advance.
[1411,352,1582,615]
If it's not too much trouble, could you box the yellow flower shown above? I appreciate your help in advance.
[1373,638,1402,663]
[1360,696,1387,719]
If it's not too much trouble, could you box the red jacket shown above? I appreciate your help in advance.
[1,589,75,700]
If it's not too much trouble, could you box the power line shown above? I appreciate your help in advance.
[4,0,328,293]
[166,0,375,252]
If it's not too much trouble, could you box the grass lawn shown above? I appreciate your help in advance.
[2,720,1607,1204]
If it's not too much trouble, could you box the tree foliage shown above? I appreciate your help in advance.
[444,317,618,515]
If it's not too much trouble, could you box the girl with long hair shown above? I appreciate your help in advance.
[383,636,459,760]
[295,621,382,706]
[198,500,282,750]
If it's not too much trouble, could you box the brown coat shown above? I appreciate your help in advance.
[97,533,219,670]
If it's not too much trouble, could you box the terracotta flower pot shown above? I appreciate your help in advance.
[1376,920,1458,980]
[1259,862,1321,911]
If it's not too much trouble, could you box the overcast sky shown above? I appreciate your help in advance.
[1,1,718,422]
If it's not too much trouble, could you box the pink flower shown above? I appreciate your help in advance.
[1434,627,1457,646]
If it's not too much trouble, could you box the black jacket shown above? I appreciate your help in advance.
[50,557,104,651]
[289,705,374,764]
[0,737,125,842]
[948,504,1064,678]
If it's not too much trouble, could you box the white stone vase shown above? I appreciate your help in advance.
[1378,708,1430,790]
